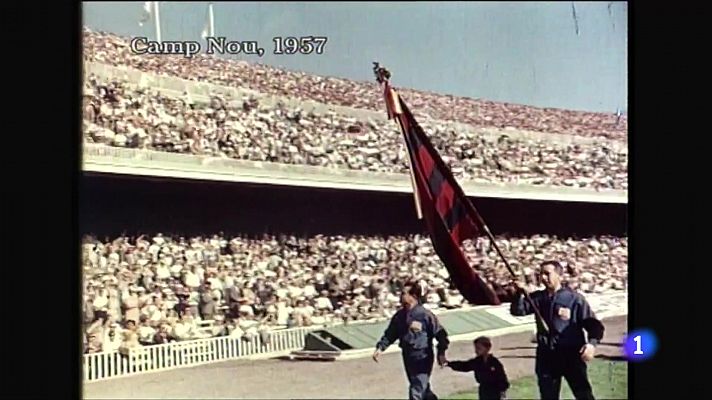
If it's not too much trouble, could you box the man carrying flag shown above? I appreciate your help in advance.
[371,62,550,399]
[373,63,545,311]
[374,63,500,306]
[511,261,604,400]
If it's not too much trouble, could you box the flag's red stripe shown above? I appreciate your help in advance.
[395,93,500,305]
[450,215,477,244]
[416,141,435,178]
[400,114,410,132]
[450,223,463,244]
[435,183,455,220]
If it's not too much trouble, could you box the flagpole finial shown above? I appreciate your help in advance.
[373,62,391,84]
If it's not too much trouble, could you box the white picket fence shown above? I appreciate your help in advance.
[83,326,319,382]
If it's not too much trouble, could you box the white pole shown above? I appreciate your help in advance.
[154,1,162,43]
[209,3,215,37]
[402,131,424,220]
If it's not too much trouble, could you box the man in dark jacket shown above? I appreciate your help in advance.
[510,261,604,400]
[224,285,241,319]
[199,281,216,320]
[373,280,450,400]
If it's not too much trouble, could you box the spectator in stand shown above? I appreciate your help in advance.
[85,317,107,353]
[276,296,293,326]
[444,289,465,309]
[107,284,122,323]
[172,313,195,341]
[153,324,173,344]
[86,331,103,354]
[293,299,314,327]
[119,320,141,355]
[424,288,442,310]
[258,322,272,345]
[122,287,140,324]
[184,267,201,291]
[239,314,260,342]
[175,289,190,318]
[225,284,241,320]
[137,316,157,345]
[93,288,109,322]
[315,290,334,313]
[211,315,228,337]
[200,281,216,321]
[188,292,200,319]
[83,293,95,325]
[103,323,122,353]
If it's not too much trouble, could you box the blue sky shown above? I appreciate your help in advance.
[83,2,627,113]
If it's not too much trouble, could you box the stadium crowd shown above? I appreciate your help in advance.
[82,233,627,354]
[82,76,628,190]
[83,29,627,140]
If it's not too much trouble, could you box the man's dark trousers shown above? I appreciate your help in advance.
[478,387,503,400]
[403,353,438,400]
[536,347,594,400]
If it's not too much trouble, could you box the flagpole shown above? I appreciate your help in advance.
[397,118,424,220]
[373,62,549,333]
[374,63,423,220]
[208,2,215,37]
[466,201,550,333]
[153,1,162,43]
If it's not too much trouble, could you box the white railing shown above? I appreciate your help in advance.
[83,292,627,383]
[83,326,318,382]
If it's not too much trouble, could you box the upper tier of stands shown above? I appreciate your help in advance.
[83,74,627,190]
[83,29,628,141]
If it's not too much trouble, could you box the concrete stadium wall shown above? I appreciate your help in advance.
[80,173,627,238]
[83,144,626,204]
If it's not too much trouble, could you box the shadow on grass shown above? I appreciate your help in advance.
[446,360,627,400]
[498,354,625,361]
[599,341,623,347]
[499,355,536,359]
[500,346,536,351]
[595,354,626,361]
[501,342,621,351]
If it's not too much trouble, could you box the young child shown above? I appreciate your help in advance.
[447,336,510,400]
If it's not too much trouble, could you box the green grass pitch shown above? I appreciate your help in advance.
[446,360,627,399]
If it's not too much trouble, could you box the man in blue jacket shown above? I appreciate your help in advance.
[373,280,450,400]
[511,261,605,400]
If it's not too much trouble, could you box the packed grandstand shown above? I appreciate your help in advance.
[82,233,627,354]
[81,28,628,356]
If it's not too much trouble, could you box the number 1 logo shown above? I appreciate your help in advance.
[633,335,643,355]
[624,329,657,361]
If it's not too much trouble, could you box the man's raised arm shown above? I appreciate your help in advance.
[510,284,535,316]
